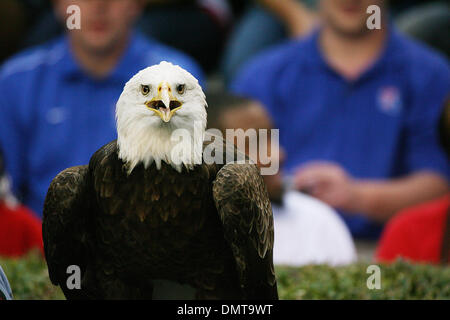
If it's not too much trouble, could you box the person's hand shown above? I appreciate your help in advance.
[286,10,318,38]
[258,0,318,38]
[293,162,359,212]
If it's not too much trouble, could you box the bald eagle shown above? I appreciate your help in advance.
[43,62,278,300]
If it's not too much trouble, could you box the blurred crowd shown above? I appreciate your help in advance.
[0,0,449,268]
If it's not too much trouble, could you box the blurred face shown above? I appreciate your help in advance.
[320,0,385,37]
[260,139,285,204]
[221,102,286,203]
[54,0,142,54]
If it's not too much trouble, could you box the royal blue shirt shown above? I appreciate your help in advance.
[0,33,204,217]
[231,28,450,239]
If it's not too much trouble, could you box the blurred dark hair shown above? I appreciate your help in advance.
[205,91,254,130]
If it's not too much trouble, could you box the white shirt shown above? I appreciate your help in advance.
[272,191,357,266]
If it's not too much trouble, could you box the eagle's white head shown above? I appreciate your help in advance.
[116,61,207,173]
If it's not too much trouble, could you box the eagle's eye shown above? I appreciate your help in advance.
[141,85,151,96]
[176,84,186,95]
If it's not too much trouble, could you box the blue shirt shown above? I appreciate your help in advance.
[231,28,450,239]
[0,33,204,217]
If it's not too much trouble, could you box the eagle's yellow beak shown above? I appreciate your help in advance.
[145,82,182,122]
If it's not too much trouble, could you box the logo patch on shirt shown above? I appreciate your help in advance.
[46,107,68,125]
[377,86,402,116]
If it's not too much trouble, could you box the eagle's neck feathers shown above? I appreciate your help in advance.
[117,115,206,174]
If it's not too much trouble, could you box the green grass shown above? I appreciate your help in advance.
[1,251,64,300]
[1,252,449,300]
[276,262,450,299]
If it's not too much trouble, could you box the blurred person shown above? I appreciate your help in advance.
[222,0,449,87]
[0,148,43,258]
[376,101,450,265]
[207,92,356,266]
[0,0,204,217]
[20,0,231,73]
[221,0,317,84]
[231,0,450,239]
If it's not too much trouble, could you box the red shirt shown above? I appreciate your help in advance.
[0,201,44,258]
[376,195,449,264]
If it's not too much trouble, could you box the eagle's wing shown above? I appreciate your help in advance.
[42,165,94,299]
[212,162,278,299]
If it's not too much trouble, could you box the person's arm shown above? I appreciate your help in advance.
[293,163,449,223]
[350,172,448,222]
[257,0,317,37]
[295,47,450,223]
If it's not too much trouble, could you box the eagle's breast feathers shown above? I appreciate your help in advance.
[43,139,277,299]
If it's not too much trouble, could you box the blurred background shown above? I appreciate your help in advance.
[0,0,449,294]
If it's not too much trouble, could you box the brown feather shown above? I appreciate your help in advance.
[43,137,278,299]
